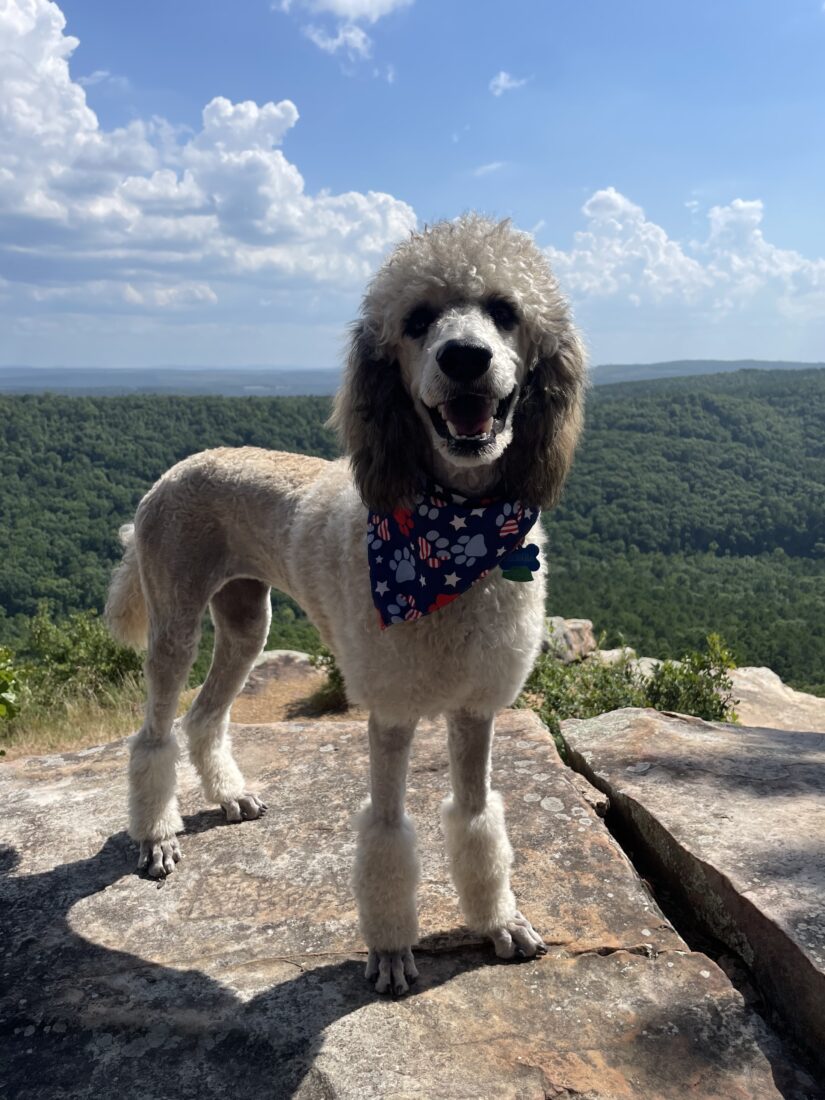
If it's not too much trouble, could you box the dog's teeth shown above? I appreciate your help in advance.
[447,419,461,439]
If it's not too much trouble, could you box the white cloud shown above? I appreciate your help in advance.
[303,22,372,57]
[282,0,410,64]
[0,0,416,332]
[489,71,528,97]
[287,0,411,22]
[550,184,825,327]
[77,69,129,91]
[472,161,506,177]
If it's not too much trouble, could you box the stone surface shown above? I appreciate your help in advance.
[592,646,637,666]
[545,617,599,663]
[0,710,791,1099]
[248,649,316,686]
[561,707,825,1079]
[731,666,825,732]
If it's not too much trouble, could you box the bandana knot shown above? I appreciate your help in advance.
[367,483,540,628]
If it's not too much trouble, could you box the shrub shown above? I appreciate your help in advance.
[520,649,647,753]
[0,646,22,721]
[308,646,349,712]
[644,632,737,722]
[520,633,738,754]
[19,602,143,703]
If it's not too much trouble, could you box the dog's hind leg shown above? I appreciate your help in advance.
[183,578,270,822]
[441,710,547,960]
[130,607,203,878]
[353,715,420,996]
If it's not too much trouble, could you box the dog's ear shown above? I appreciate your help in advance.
[499,329,587,509]
[329,322,431,513]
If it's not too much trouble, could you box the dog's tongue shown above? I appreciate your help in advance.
[441,395,496,437]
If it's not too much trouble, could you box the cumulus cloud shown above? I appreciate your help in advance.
[546,187,825,325]
[0,0,416,326]
[489,71,528,97]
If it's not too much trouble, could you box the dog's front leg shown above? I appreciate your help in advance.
[442,710,547,960]
[352,715,420,996]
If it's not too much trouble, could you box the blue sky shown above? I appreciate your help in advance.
[2,0,825,369]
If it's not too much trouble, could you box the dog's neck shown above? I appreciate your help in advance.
[429,451,503,499]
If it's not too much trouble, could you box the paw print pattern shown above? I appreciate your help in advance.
[451,533,487,566]
[390,546,417,584]
[393,506,414,536]
[386,593,422,624]
[496,503,522,537]
[367,515,390,550]
[422,529,451,561]
[418,504,439,521]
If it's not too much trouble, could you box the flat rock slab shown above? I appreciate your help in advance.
[561,707,825,1079]
[731,667,825,732]
[0,710,788,1099]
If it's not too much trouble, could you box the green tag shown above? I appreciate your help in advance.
[501,567,534,583]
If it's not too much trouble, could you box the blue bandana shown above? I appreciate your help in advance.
[367,484,541,628]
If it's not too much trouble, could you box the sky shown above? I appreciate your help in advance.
[2,0,825,370]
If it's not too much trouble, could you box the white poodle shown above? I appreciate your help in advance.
[106,215,586,995]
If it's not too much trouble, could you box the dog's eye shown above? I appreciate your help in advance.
[403,305,437,339]
[486,297,518,331]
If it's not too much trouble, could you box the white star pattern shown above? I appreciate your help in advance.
[497,547,507,557]
[449,515,467,530]
[471,508,485,517]
[524,509,533,518]
[375,581,389,595]
[419,576,427,586]
[444,572,460,587]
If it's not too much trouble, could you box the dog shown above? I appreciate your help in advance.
[105,215,586,995]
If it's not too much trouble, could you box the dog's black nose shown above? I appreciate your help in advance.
[436,340,493,382]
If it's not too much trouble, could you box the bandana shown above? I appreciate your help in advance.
[367,483,541,628]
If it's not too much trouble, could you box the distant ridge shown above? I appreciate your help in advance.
[589,359,825,385]
[1,360,824,395]
[0,366,341,396]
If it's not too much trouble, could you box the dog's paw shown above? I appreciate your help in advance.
[489,911,547,960]
[221,792,267,824]
[138,837,182,878]
[365,947,419,996]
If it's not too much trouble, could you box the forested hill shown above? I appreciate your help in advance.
[2,368,825,690]
[0,395,337,633]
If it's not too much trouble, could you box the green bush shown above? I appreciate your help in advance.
[521,633,738,755]
[19,602,143,703]
[308,646,349,712]
[520,649,647,753]
[0,646,22,721]
[644,633,737,722]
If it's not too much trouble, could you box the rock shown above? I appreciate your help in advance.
[243,649,317,695]
[731,666,825,732]
[633,656,665,678]
[0,710,790,1098]
[544,617,598,662]
[568,771,610,817]
[561,707,825,1078]
[591,646,637,665]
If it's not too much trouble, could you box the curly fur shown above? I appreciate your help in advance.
[106,215,586,991]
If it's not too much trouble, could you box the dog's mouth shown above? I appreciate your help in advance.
[426,389,516,451]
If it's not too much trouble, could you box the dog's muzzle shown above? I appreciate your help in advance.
[426,389,516,450]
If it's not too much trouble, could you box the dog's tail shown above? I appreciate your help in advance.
[104,524,149,650]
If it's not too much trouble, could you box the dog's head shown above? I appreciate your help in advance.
[331,215,587,512]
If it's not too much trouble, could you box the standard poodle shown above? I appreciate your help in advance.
[106,214,587,994]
